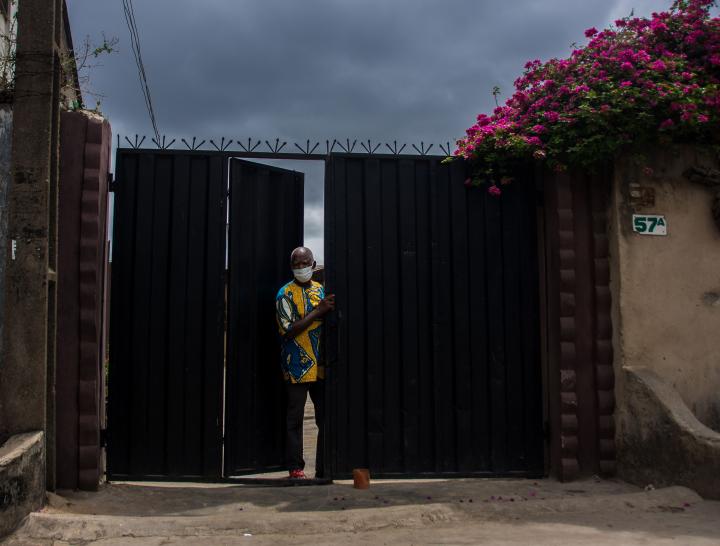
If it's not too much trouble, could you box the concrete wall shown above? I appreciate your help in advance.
[0,432,44,537]
[618,366,720,499]
[610,147,720,431]
[0,105,9,364]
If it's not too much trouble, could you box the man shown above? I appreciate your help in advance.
[275,247,335,479]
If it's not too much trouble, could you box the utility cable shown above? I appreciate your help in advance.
[121,0,160,143]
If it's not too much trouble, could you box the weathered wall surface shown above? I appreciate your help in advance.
[610,147,720,432]
[0,432,44,538]
[0,105,10,363]
[56,110,110,491]
[619,367,720,499]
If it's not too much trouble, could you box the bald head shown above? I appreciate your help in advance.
[290,247,314,269]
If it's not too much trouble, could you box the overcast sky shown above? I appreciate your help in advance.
[67,0,692,261]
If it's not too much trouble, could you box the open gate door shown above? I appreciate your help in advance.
[324,154,544,479]
[224,159,304,476]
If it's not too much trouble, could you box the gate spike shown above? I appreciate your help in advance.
[125,135,146,149]
[210,137,233,152]
[237,138,261,153]
[181,137,205,150]
[385,140,406,155]
[293,139,320,155]
[360,140,382,155]
[439,142,453,157]
[412,142,434,156]
[336,139,357,154]
[266,138,287,154]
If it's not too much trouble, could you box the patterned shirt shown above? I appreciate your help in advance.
[275,280,325,383]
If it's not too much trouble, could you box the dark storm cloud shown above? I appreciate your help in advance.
[67,0,676,260]
[68,0,643,141]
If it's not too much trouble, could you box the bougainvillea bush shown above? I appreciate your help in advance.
[454,0,720,192]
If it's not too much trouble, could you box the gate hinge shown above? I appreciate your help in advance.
[108,172,117,192]
[100,428,108,448]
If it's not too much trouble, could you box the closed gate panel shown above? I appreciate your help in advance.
[324,155,543,478]
[224,159,304,476]
[108,152,226,480]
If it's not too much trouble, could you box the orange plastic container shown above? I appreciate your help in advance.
[352,468,370,489]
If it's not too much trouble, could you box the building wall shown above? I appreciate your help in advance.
[0,105,10,363]
[0,0,17,89]
[610,147,720,431]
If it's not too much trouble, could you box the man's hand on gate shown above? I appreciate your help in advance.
[317,294,335,315]
[284,294,335,339]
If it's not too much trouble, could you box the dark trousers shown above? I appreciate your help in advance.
[285,380,325,475]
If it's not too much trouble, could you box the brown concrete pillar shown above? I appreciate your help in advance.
[0,0,64,491]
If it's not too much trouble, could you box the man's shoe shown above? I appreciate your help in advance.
[289,469,306,479]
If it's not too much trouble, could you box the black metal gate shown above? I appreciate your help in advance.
[323,155,544,478]
[224,159,304,476]
[108,152,227,479]
[109,146,544,481]
[108,151,303,480]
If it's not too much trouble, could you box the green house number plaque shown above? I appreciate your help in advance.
[632,214,667,236]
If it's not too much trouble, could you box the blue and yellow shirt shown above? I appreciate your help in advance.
[275,280,325,383]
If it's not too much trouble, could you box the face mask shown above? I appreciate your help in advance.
[292,265,313,283]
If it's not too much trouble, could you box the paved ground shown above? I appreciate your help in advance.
[5,404,720,545]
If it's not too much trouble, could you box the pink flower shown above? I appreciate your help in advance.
[544,111,560,122]
[650,60,667,71]
[453,0,720,168]
[488,185,502,197]
[643,166,654,176]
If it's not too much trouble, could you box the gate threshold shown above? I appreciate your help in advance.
[109,477,333,488]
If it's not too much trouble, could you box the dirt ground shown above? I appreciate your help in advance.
[4,404,720,545]
[4,478,720,545]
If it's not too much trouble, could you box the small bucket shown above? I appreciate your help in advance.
[352,468,370,489]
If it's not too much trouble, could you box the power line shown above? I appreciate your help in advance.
[122,0,160,143]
